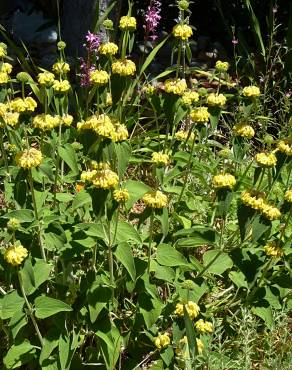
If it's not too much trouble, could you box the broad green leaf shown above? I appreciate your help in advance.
[72,189,92,211]
[34,296,72,319]
[58,144,79,175]
[252,306,274,330]
[138,292,163,329]
[3,209,34,223]
[124,180,151,210]
[114,242,136,281]
[87,285,111,323]
[174,226,217,247]
[59,333,71,370]
[252,216,271,242]
[39,327,59,365]
[3,340,36,369]
[96,326,122,370]
[156,243,188,267]
[0,290,25,320]
[229,271,248,289]
[19,259,35,295]
[203,250,233,275]
[151,261,175,283]
[115,142,131,178]
[9,310,28,339]
[139,36,169,75]
[183,305,197,361]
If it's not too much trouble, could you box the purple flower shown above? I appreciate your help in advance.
[232,38,239,46]
[85,31,101,52]
[144,0,162,41]
[80,57,95,87]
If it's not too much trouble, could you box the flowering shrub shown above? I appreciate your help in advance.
[0,1,291,369]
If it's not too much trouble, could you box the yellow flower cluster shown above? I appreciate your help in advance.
[81,163,119,189]
[172,24,193,40]
[176,336,204,357]
[113,189,129,203]
[89,70,109,85]
[190,106,210,123]
[99,42,119,56]
[277,140,292,156]
[215,60,229,72]
[212,173,236,189]
[62,114,74,126]
[174,301,200,320]
[154,333,170,350]
[15,148,43,169]
[142,190,168,208]
[106,93,113,106]
[164,78,187,95]
[52,79,70,93]
[38,71,55,86]
[255,152,277,167]
[77,114,128,141]
[284,189,292,203]
[181,90,199,105]
[241,190,281,220]
[4,243,28,266]
[7,218,21,231]
[233,123,255,138]
[207,93,226,107]
[242,85,260,98]
[0,45,7,58]
[144,84,155,95]
[175,130,195,142]
[0,108,19,127]
[10,97,37,113]
[33,114,61,131]
[151,152,170,166]
[195,319,213,333]
[0,62,12,74]
[119,16,137,31]
[0,72,9,84]
[112,59,136,76]
[264,242,283,258]
[52,62,70,74]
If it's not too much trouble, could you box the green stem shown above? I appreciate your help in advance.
[0,129,9,173]
[53,121,63,207]
[18,271,43,347]
[147,212,154,275]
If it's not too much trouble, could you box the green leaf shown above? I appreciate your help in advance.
[114,242,136,281]
[72,189,92,211]
[139,36,169,76]
[174,226,217,247]
[252,216,271,242]
[157,243,188,267]
[3,209,34,223]
[87,285,111,323]
[58,144,79,175]
[151,261,175,283]
[59,333,71,370]
[203,250,233,275]
[39,328,59,365]
[0,290,25,320]
[252,306,274,330]
[229,271,248,289]
[124,180,151,210]
[96,325,122,370]
[138,292,163,329]
[9,310,28,339]
[3,340,36,369]
[115,221,142,244]
[34,296,72,319]
[183,305,197,360]
[115,142,131,178]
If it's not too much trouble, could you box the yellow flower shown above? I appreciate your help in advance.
[215,60,229,72]
[233,123,255,138]
[144,84,155,95]
[174,301,200,320]
[99,42,119,56]
[195,319,213,333]
[242,85,260,98]
[196,338,204,354]
[207,93,226,107]
[24,97,37,112]
[89,114,115,138]
[0,45,7,58]
[52,80,71,93]
[81,169,97,182]
[89,70,109,85]
[110,123,129,142]
[212,174,236,189]
[0,102,6,116]
[112,59,136,76]
[33,114,61,131]
[190,106,210,123]
[113,189,129,203]
[142,190,168,208]
[284,189,292,203]
[4,244,28,266]
[172,24,193,40]
[15,148,43,169]
[38,71,55,86]
[181,90,199,105]
[175,130,195,142]
[52,61,70,74]
[7,218,21,231]
[164,78,187,95]
[62,114,74,127]
[277,140,292,156]
[261,204,281,221]
[119,16,137,31]
[255,152,277,167]
[264,242,283,258]
[154,333,170,350]
[241,190,266,211]
[106,93,112,106]
[2,112,19,127]
[177,336,204,356]
[1,62,12,74]
[92,167,119,189]
[151,152,170,166]
[0,72,9,84]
